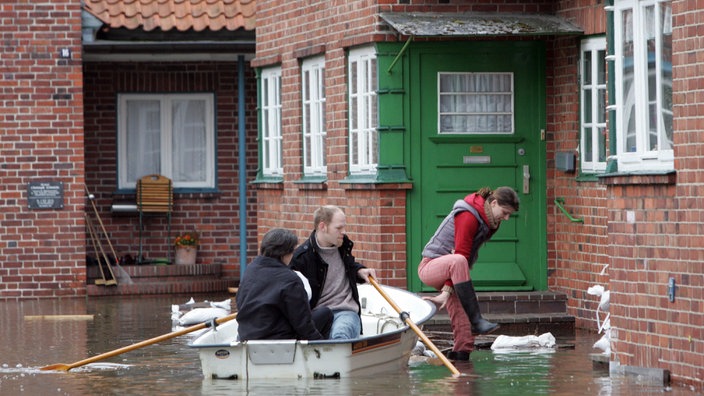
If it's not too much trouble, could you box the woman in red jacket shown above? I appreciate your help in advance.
[419,186,519,361]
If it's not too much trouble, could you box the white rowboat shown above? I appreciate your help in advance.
[189,284,436,379]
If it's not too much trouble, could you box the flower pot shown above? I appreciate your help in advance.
[174,247,197,265]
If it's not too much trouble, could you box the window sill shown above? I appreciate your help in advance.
[294,176,327,190]
[576,173,601,182]
[597,170,676,186]
[112,189,221,198]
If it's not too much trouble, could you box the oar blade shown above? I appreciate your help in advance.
[39,313,238,373]
[40,363,71,371]
[368,276,461,378]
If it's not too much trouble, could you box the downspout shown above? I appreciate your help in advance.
[238,55,247,276]
[604,0,618,173]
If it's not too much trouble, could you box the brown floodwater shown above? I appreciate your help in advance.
[0,293,698,395]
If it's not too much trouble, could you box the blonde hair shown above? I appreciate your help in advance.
[313,205,343,229]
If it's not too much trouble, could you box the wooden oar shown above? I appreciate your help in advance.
[368,276,461,378]
[85,186,119,284]
[40,313,237,372]
[86,213,116,286]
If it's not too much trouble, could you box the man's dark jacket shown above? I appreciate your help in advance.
[236,255,324,341]
[290,231,365,314]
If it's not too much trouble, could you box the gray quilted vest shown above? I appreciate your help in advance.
[422,199,491,268]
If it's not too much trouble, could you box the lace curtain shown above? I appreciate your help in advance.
[438,72,514,134]
[125,98,207,185]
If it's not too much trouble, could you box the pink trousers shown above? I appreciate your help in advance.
[418,255,474,352]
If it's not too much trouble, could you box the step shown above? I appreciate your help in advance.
[480,291,569,315]
[423,312,575,338]
[87,279,232,296]
[420,291,575,338]
[87,263,224,281]
[86,263,231,296]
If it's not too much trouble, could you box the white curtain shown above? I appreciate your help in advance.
[126,100,161,181]
[171,99,207,182]
[439,73,513,134]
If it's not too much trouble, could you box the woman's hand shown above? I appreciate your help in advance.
[423,290,451,311]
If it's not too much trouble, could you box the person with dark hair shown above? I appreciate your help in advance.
[289,205,377,339]
[236,228,333,341]
[419,186,520,361]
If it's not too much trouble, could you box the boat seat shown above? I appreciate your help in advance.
[137,174,173,264]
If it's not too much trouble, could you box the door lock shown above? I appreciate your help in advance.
[523,165,530,194]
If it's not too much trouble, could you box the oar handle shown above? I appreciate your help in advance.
[368,276,460,378]
[53,313,237,371]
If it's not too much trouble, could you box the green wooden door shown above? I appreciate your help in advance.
[407,41,546,292]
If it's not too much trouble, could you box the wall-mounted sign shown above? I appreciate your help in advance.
[463,156,491,164]
[28,182,64,209]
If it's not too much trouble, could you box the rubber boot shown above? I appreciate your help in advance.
[445,350,471,361]
[454,280,499,335]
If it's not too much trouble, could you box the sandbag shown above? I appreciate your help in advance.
[490,332,556,350]
[178,307,229,326]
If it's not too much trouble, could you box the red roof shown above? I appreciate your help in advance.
[83,0,256,32]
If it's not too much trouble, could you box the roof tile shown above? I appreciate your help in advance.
[83,0,255,32]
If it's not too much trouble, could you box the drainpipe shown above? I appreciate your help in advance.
[238,55,247,277]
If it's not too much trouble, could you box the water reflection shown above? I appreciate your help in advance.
[0,294,698,395]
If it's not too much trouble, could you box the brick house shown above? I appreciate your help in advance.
[1,0,259,297]
[251,0,701,389]
[80,0,260,290]
[0,0,701,390]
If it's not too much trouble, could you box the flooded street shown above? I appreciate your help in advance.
[0,293,698,395]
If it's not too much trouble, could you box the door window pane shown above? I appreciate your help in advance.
[438,73,514,134]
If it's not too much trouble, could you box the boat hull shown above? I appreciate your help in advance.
[190,284,435,379]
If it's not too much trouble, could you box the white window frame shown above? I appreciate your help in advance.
[117,93,215,190]
[261,67,283,176]
[348,46,378,175]
[613,0,673,171]
[580,37,608,173]
[301,56,327,176]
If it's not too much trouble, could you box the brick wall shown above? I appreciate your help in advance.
[83,61,259,280]
[0,1,85,299]
[554,0,704,389]
[251,0,560,286]
[547,0,612,333]
[253,0,702,388]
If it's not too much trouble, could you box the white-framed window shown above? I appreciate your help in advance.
[613,0,673,171]
[348,46,378,175]
[438,72,514,134]
[302,56,327,176]
[117,93,215,190]
[580,37,608,173]
[261,67,283,176]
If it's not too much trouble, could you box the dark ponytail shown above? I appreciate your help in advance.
[485,186,520,212]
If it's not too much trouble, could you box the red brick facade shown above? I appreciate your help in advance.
[253,1,416,286]
[0,1,86,298]
[554,1,702,388]
[252,0,702,389]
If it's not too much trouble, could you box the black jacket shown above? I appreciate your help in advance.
[290,231,365,314]
[235,255,324,341]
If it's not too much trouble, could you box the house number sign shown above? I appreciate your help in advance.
[28,181,64,209]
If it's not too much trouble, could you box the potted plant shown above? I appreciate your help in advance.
[174,231,198,265]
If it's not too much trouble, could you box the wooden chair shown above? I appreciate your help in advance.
[137,174,173,264]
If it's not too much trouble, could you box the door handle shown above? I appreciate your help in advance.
[523,165,530,194]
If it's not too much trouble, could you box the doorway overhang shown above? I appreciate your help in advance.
[379,12,583,37]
